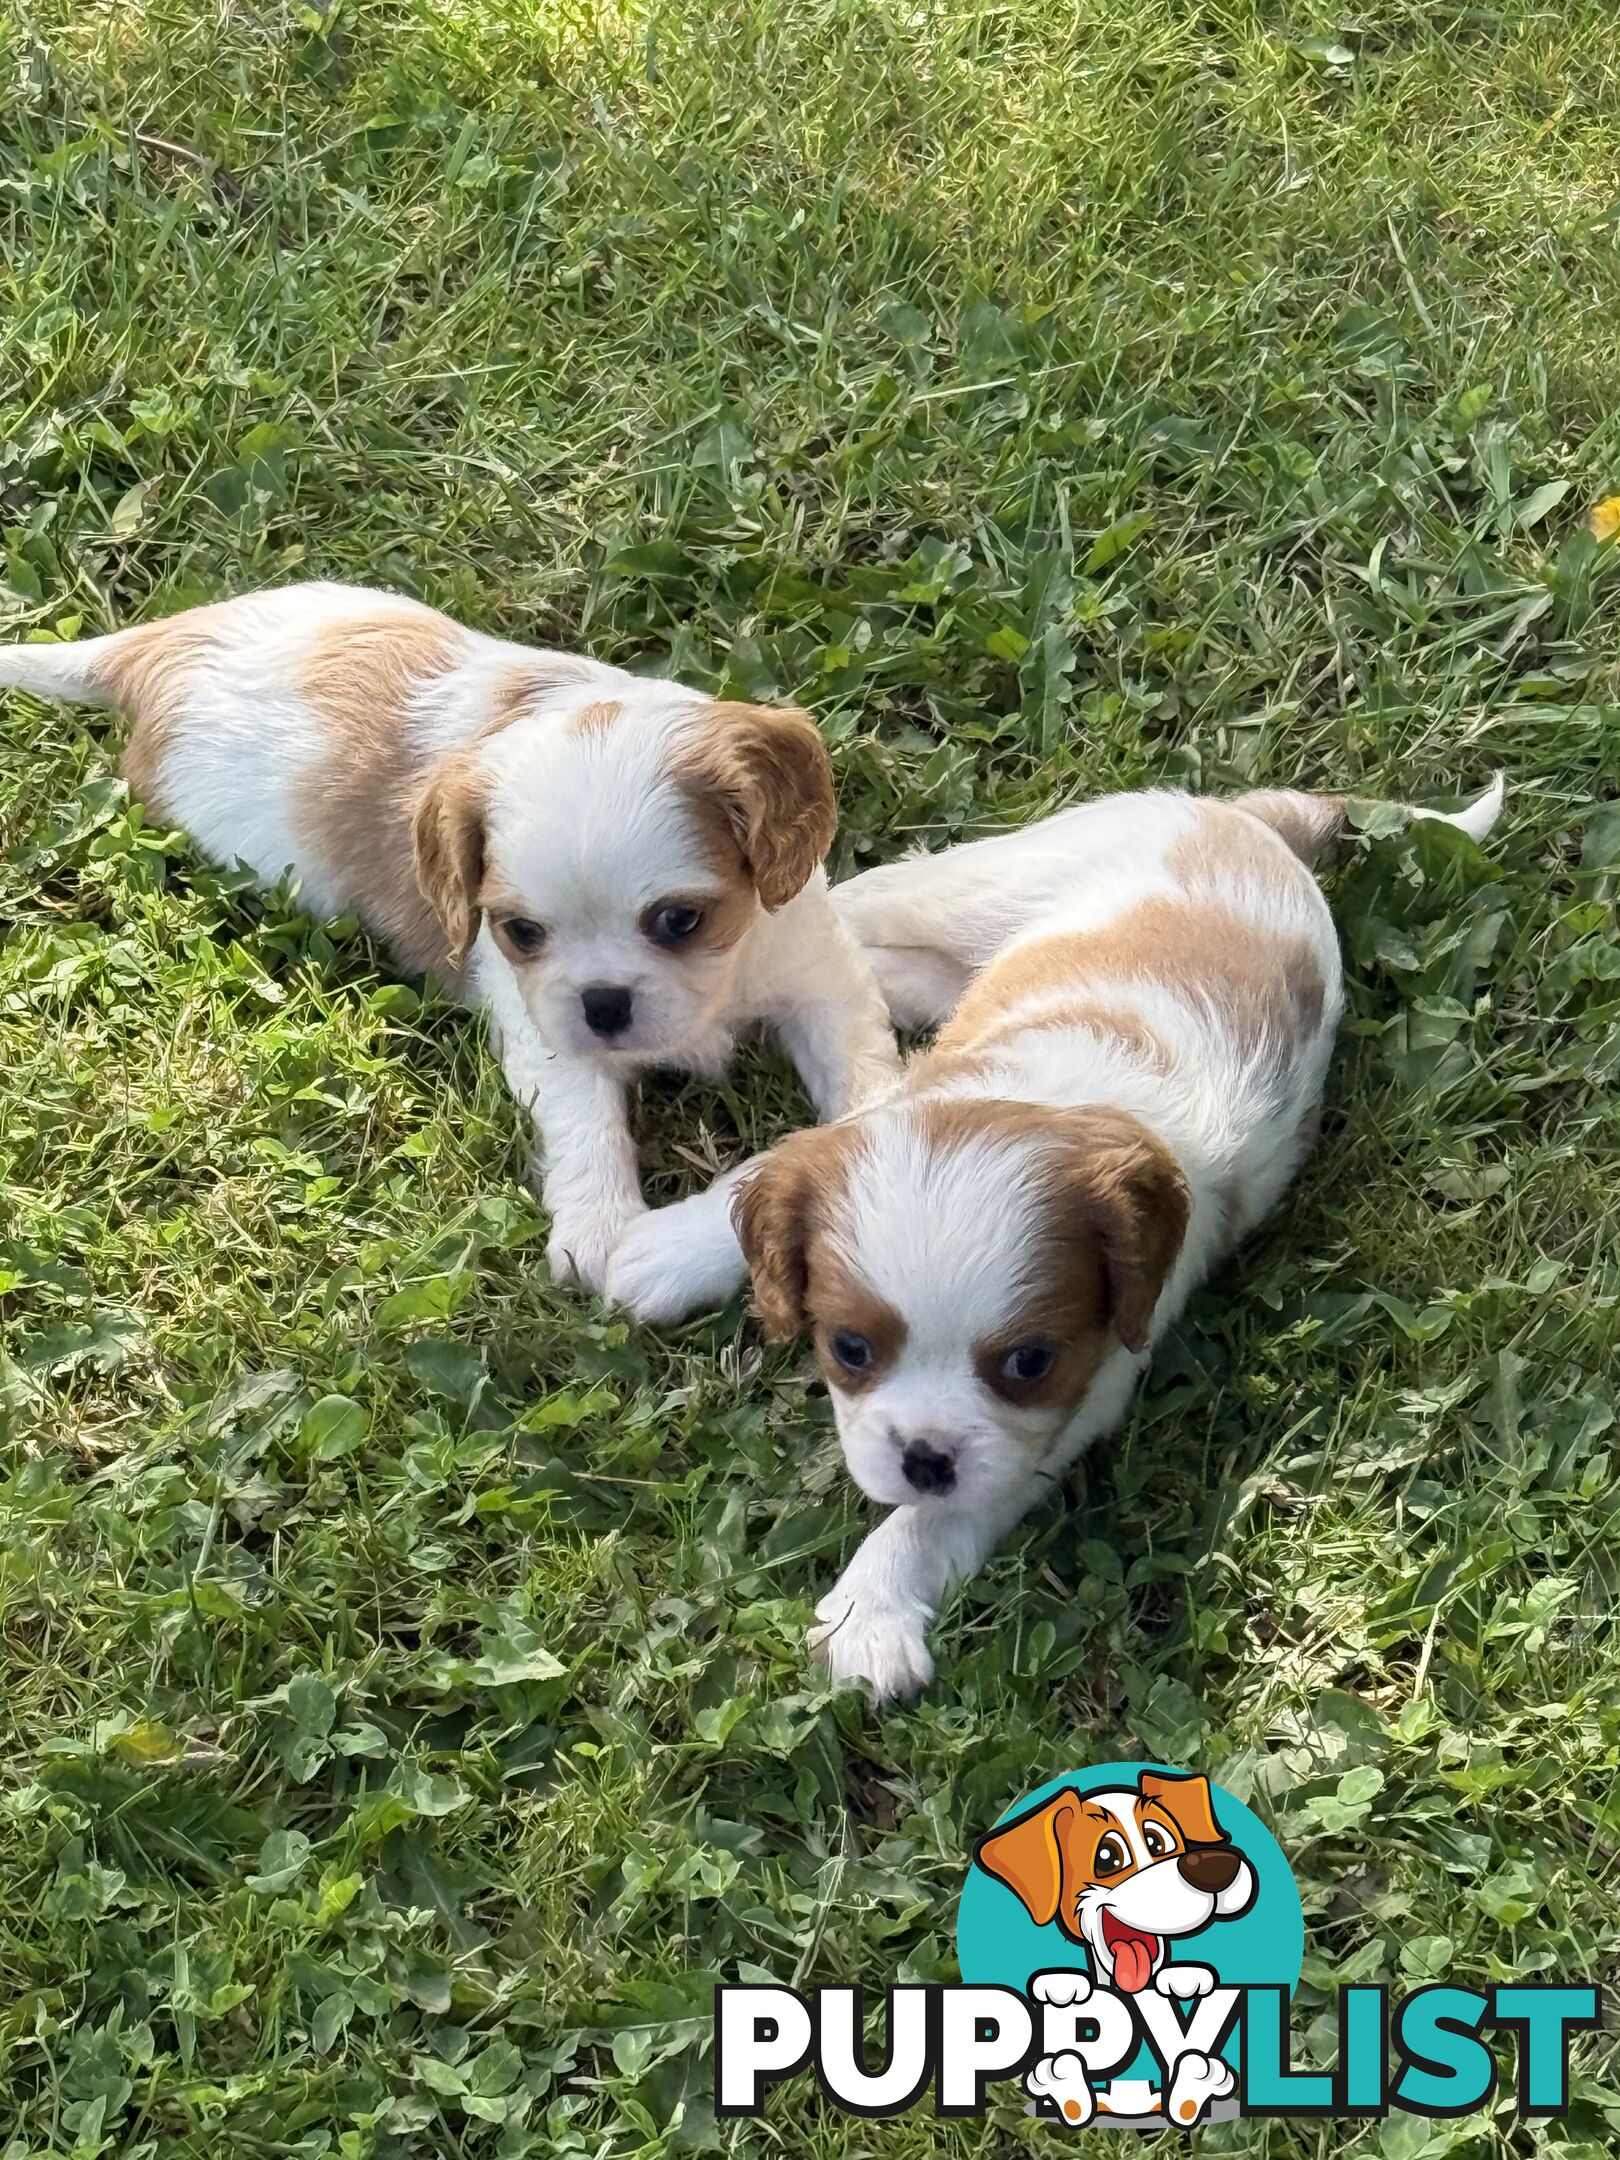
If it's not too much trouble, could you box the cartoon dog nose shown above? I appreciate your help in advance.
[1178,1846,1241,1894]
[581,985,633,1038]
[900,1439,957,1496]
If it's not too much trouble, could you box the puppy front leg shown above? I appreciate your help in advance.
[531,1058,644,1296]
[482,959,643,1295]
[603,1158,756,1325]
[777,990,901,1120]
[751,889,900,1119]
[810,1478,1042,1703]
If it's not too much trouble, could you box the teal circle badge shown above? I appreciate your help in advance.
[957,1763,1302,2125]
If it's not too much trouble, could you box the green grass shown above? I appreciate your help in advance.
[2,0,1619,2152]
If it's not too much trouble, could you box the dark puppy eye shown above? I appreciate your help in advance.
[1143,1821,1174,1857]
[999,1340,1055,1384]
[501,917,546,956]
[647,902,705,945]
[1095,1834,1129,1876]
[831,1330,873,1372]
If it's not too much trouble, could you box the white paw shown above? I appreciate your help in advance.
[1026,2051,1094,2127]
[1164,2050,1233,2127]
[600,1213,690,1324]
[601,1203,745,1325]
[546,1206,641,1298]
[809,1590,934,1702]
[1155,1963,1216,2001]
[1033,1969,1094,2009]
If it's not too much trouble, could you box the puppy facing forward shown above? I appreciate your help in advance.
[0,582,898,1289]
[728,777,1504,1700]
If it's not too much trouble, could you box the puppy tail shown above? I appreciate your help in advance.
[1415,771,1508,843]
[1239,773,1506,865]
[0,630,130,707]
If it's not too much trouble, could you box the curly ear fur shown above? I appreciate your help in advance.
[411,748,490,971]
[731,1123,861,1341]
[731,1143,817,1342]
[681,702,837,910]
[1049,1108,1190,1354]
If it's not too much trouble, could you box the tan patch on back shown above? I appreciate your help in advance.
[939,859,1325,1067]
[1168,798,1288,881]
[493,654,596,728]
[942,996,1171,1071]
[570,698,621,736]
[101,606,235,820]
[905,1041,996,1090]
[294,610,466,974]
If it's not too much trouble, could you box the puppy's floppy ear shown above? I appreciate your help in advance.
[412,748,490,971]
[973,1793,1079,1928]
[682,701,837,910]
[1050,1108,1190,1354]
[1139,1771,1225,1848]
[731,1127,834,1342]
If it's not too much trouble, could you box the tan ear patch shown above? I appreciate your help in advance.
[1138,1771,1224,1847]
[733,1137,817,1343]
[732,1122,864,1343]
[973,1793,1079,1928]
[410,748,491,972]
[1045,1107,1190,1354]
[674,701,836,910]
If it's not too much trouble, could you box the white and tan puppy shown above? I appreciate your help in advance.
[712,777,1502,1698]
[0,582,898,1289]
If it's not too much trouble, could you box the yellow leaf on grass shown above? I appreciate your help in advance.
[1589,495,1620,541]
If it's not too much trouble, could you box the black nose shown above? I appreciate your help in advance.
[1178,1846,1240,1894]
[582,985,633,1037]
[901,1440,956,1496]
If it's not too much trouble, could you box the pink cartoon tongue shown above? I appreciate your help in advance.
[1103,1917,1157,1993]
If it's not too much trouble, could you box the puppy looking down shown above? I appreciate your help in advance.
[0,582,898,1289]
[718,777,1503,1699]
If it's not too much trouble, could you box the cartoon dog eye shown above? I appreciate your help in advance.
[1094,1833,1130,1876]
[1142,1820,1175,1858]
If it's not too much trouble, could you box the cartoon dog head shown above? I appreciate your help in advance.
[974,1772,1255,1995]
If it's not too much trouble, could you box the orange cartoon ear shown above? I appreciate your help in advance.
[973,1794,1078,1927]
[1139,1771,1225,1847]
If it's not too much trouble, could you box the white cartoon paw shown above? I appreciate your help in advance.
[1155,1963,1217,2001]
[1032,1969,1094,2009]
[1164,2050,1234,2127]
[810,1588,934,1702]
[1026,2051,1095,2127]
